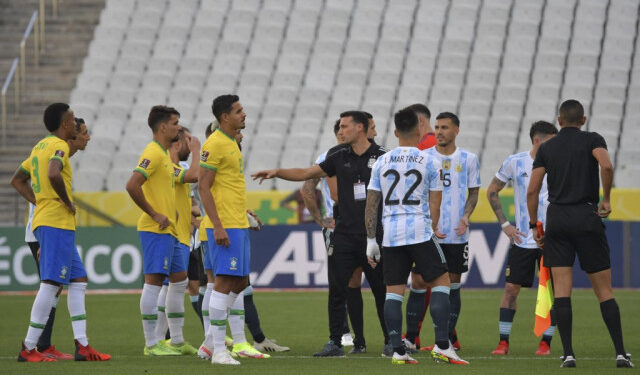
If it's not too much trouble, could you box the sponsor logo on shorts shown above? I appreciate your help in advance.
[60,266,68,279]
[230,257,238,271]
[139,158,151,169]
[200,151,209,162]
[163,257,168,270]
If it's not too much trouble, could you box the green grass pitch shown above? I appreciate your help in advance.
[1,289,638,374]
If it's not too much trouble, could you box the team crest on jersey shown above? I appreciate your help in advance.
[455,164,463,173]
[139,158,151,169]
[230,257,238,271]
[367,156,377,168]
[54,149,65,158]
[163,257,169,270]
[442,160,451,170]
[173,167,181,177]
[60,266,68,279]
[200,151,209,162]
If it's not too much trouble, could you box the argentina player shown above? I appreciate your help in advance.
[422,112,481,351]
[364,108,468,365]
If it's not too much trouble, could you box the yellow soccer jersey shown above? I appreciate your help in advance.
[199,215,208,242]
[173,163,191,246]
[134,141,177,236]
[199,129,249,229]
[20,135,75,231]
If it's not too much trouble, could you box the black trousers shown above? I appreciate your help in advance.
[328,231,388,345]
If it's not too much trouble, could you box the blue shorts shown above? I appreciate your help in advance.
[163,243,191,285]
[206,228,250,277]
[139,232,186,275]
[34,226,87,285]
[202,241,212,271]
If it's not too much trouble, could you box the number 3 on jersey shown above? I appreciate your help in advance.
[31,157,41,193]
[383,169,422,206]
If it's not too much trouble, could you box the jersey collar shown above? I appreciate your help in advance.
[153,140,168,153]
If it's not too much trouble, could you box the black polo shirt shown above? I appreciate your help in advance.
[533,126,607,205]
[319,141,386,241]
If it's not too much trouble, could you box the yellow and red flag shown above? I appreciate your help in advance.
[534,222,553,336]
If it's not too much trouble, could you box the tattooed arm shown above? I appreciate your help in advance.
[455,187,479,235]
[365,190,381,239]
[488,177,525,244]
[301,177,334,228]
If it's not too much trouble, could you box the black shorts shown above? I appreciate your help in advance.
[440,243,469,274]
[383,240,448,286]
[28,241,41,276]
[187,246,207,284]
[545,203,611,273]
[505,245,541,287]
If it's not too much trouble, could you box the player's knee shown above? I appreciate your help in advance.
[504,283,520,298]
[449,273,462,283]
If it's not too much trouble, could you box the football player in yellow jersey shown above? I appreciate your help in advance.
[198,95,268,365]
[11,103,110,362]
[153,127,200,350]
[126,105,193,356]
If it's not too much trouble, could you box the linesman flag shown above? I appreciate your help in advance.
[534,222,553,337]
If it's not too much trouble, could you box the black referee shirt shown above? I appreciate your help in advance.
[533,126,607,205]
[319,141,386,241]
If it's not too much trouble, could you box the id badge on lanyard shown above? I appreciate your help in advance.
[353,181,366,201]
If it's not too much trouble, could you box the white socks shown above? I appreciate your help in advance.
[140,283,161,347]
[202,283,213,337]
[228,291,246,345]
[68,282,88,346]
[24,283,58,350]
[154,285,169,342]
[208,291,229,353]
[166,279,188,345]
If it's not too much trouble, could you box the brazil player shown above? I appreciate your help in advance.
[198,95,268,365]
[154,127,200,349]
[23,117,91,360]
[421,112,481,351]
[12,103,110,362]
[125,105,193,356]
[365,108,467,365]
[487,121,558,355]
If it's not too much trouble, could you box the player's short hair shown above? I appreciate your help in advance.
[436,111,460,127]
[333,119,340,135]
[74,117,85,132]
[43,103,70,132]
[559,99,584,125]
[362,111,373,119]
[394,108,419,134]
[529,121,558,141]
[148,105,180,131]
[212,94,239,123]
[181,126,191,134]
[340,111,369,132]
[405,103,431,119]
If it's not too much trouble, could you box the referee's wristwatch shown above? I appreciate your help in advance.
[529,222,538,230]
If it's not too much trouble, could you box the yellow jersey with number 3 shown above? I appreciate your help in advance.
[199,129,249,229]
[20,135,75,231]
[134,141,177,237]
[173,163,191,246]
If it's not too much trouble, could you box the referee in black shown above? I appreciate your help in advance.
[527,99,632,368]
[251,111,389,357]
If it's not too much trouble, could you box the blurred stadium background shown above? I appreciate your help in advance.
[0,0,639,292]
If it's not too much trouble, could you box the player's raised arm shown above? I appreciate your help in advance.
[11,166,35,205]
[251,164,326,183]
[183,133,201,183]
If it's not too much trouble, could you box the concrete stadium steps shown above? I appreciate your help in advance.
[0,0,105,225]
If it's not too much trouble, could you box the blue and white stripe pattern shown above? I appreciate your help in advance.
[367,147,441,247]
[496,151,549,249]
[499,321,513,336]
[315,151,335,218]
[24,202,36,242]
[424,147,481,244]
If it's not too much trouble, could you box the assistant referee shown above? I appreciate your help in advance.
[526,99,632,368]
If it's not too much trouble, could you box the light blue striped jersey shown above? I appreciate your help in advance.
[315,151,335,218]
[367,147,442,247]
[424,147,481,244]
[496,151,549,249]
[25,203,36,242]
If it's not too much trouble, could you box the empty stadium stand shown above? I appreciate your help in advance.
[35,0,640,193]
